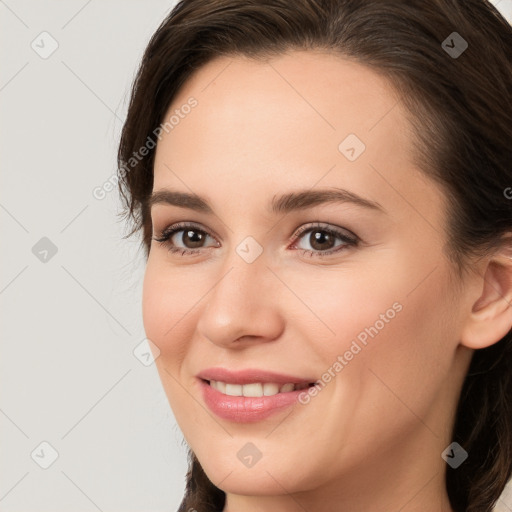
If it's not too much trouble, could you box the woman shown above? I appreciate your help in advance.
[117,0,512,510]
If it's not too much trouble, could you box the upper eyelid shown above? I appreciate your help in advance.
[293,222,357,239]
[155,221,358,245]
[157,221,217,238]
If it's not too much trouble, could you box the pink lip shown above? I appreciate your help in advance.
[196,367,317,423]
[196,367,315,385]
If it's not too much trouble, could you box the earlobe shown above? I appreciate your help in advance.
[460,252,512,350]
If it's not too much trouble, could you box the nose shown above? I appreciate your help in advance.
[196,251,284,349]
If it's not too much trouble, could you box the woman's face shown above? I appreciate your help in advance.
[143,51,474,506]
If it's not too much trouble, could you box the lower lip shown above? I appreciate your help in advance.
[199,379,304,423]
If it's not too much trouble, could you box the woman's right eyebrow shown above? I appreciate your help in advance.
[149,189,213,213]
[149,187,385,215]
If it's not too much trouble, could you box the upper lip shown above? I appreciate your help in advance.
[197,367,317,385]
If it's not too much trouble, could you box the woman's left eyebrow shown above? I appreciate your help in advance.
[271,188,385,214]
[149,187,385,214]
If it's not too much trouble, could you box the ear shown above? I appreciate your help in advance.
[460,244,512,349]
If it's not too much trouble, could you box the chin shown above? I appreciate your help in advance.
[195,443,315,497]
[203,462,298,496]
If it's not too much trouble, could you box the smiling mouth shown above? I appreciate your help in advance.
[204,379,317,397]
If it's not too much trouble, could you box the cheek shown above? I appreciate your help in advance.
[284,264,406,357]
[141,259,201,362]
[141,260,204,428]
[298,270,456,476]
[291,261,456,416]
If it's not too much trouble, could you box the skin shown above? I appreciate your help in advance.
[142,51,512,511]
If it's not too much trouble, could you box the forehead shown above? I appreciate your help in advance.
[152,50,442,227]
[171,51,403,126]
[155,50,413,173]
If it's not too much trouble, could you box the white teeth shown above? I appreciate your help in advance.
[242,383,263,397]
[263,383,280,396]
[209,380,303,397]
[225,383,243,396]
[279,383,295,393]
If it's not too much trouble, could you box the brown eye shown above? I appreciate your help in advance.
[308,230,337,251]
[293,224,358,257]
[179,229,207,248]
[153,223,219,255]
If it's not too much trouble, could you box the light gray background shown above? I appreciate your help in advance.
[1,1,512,511]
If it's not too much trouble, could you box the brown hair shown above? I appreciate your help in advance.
[117,1,512,510]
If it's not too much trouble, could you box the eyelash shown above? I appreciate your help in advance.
[152,221,359,258]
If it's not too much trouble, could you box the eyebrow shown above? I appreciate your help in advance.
[149,188,384,214]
